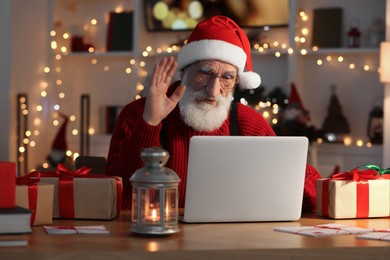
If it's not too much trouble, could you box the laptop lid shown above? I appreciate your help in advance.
[182,136,308,223]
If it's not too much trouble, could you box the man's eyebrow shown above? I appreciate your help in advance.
[224,70,237,76]
[198,65,237,75]
[199,65,214,70]
[197,65,214,72]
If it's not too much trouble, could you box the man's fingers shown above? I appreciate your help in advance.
[157,57,168,84]
[159,57,177,83]
[165,59,177,84]
[149,63,160,94]
[170,85,186,104]
[150,57,177,96]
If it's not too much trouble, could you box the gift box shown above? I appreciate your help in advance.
[39,164,122,220]
[16,171,54,226]
[0,161,16,208]
[317,166,390,219]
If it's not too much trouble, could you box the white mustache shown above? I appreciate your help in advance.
[178,79,232,131]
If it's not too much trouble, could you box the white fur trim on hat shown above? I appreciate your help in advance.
[239,71,261,90]
[178,39,260,89]
[178,39,246,72]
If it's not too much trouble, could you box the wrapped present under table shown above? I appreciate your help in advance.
[38,164,122,220]
[16,171,54,226]
[316,166,390,219]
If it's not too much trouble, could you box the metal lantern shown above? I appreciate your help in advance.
[367,106,383,144]
[130,147,180,235]
[347,20,361,48]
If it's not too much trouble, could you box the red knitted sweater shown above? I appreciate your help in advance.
[105,84,321,212]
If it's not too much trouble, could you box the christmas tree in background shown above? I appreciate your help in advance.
[321,85,350,142]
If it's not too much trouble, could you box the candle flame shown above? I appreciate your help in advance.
[151,209,157,220]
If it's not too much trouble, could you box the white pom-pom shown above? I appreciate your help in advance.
[239,71,261,90]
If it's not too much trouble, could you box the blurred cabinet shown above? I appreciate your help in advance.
[309,143,383,177]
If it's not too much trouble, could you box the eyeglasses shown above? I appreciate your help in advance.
[194,67,238,89]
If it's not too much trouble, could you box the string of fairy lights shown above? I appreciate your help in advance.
[18,5,380,169]
[248,9,379,148]
[296,9,379,148]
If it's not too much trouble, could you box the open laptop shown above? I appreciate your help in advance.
[180,136,308,223]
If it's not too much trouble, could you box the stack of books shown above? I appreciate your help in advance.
[0,206,32,235]
[0,206,31,247]
[1,161,31,247]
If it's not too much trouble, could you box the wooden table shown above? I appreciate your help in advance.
[1,211,390,259]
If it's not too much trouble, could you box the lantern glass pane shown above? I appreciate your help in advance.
[164,188,178,226]
[131,187,138,223]
[142,187,161,225]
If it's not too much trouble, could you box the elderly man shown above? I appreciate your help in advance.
[105,16,321,212]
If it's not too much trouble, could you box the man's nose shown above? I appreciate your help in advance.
[206,76,222,97]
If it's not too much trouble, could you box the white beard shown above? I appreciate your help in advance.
[178,76,233,132]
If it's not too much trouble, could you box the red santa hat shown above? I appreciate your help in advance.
[51,114,69,151]
[289,82,311,121]
[177,15,261,90]
[289,83,305,111]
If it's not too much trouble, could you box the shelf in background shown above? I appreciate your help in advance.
[64,51,135,58]
[303,48,380,55]
[63,47,379,59]
[309,142,383,178]
[251,49,290,56]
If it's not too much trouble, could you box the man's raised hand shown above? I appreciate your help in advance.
[143,56,186,126]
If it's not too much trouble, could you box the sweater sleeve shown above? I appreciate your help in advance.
[302,164,321,213]
[105,98,162,209]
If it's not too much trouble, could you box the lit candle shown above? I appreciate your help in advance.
[146,209,159,222]
[151,209,158,221]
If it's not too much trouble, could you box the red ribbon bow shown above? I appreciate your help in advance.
[56,164,92,177]
[331,168,380,182]
[16,171,41,185]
